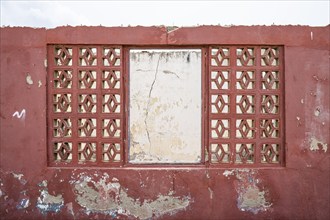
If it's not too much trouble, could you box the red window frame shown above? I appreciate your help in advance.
[47,45,284,168]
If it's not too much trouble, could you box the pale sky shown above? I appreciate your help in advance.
[0,0,329,28]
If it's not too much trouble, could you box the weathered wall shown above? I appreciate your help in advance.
[129,49,202,163]
[0,26,329,219]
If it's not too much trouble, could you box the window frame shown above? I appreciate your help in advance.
[47,44,285,168]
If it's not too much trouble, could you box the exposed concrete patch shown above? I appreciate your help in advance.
[224,169,272,214]
[310,137,328,152]
[26,73,33,85]
[72,172,190,219]
[237,186,271,214]
[37,181,64,213]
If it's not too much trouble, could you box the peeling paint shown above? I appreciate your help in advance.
[12,172,27,185]
[26,73,33,85]
[208,187,214,199]
[310,137,328,152]
[17,198,30,209]
[225,169,272,214]
[238,186,271,214]
[72,173,190,219]
[38,80,42,87]
[37,181,64,213]
[223,170,235,177]
[65,202,75,216]
[314,107,321,117]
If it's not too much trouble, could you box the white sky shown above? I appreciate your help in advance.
[0,0,329,28]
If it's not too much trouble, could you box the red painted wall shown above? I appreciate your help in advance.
[0,26,329,219]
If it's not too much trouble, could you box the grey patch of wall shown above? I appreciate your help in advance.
[223,169,272,214]
[71,172,190,219]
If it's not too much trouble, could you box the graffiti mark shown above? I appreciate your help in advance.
[12,109,26,120]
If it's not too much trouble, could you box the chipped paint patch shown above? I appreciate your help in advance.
[72,173,190,219]
[314,107,321,117]
[230,169,272,214]
[208,187,214,199]
[11,172,27,185]
[17,198,30,209]
[223,170,235,177]
[237,186,271,214]
[26,73,33,85]
[66,202,75,216]
[310,137,328,152]
[37,181,64,213]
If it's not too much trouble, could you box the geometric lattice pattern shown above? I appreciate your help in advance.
[48,45,123,166]
[209,46,283,166]
[49,45,283,167]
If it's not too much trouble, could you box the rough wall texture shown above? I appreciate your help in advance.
[129,49,202,163]
[0,25,329,219]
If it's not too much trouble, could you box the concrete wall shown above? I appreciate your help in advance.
[0,26,329,219]
[129,49,201,163]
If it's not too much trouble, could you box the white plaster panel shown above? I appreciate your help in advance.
[129,49,202,163]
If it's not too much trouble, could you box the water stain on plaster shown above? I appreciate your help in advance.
[223,169,272,214]
[310,137,328,152]
[71,173,190,219]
